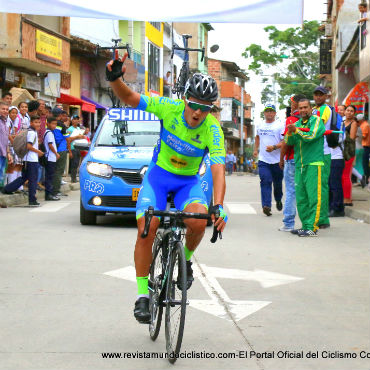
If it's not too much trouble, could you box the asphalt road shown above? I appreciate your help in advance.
[1,174,369,370]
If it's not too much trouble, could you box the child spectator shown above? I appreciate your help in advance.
[3,116,44,206]
[358,2,368,23]
[0,102,11,190]
[44,117,60,201]
[6,106,23,188]
[18,102,30,129]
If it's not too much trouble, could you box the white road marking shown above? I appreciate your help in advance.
[29,202,70,213]
[103,264,303,322]
[224,202,257,214]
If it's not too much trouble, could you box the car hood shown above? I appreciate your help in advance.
[88,146,154,169]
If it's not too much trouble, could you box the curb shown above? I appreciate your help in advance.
[0,182,80,208]
[345,207,370,224]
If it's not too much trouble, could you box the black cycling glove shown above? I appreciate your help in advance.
[209,204,228,223]
[105,59,124,82]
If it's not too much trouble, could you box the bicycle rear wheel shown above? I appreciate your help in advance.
[165,241,187,363]
[148,232,164,341]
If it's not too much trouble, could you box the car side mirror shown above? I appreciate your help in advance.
[74,141,90,151]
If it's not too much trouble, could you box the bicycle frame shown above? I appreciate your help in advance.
[171,34,205,99]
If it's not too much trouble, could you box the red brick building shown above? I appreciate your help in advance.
[208,58,254,154]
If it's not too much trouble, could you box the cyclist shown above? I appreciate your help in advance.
[106,54,228,324]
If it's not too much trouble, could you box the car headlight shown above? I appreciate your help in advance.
[199,161,207,177]
[87,162,113,178]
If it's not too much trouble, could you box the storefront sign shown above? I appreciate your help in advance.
[5,68,15,83]
[43,73,61,97]
[220,98,232,121]
[21,73,42,91]
[36,29,62,65]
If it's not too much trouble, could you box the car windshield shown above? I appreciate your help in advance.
[96,119,160,147]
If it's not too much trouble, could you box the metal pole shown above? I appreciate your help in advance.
[272,76,277,107]
[240,86,244,155]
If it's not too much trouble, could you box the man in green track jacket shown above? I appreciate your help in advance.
[285,98,326,237]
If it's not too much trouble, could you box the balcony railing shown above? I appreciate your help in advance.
[360,21,367,50]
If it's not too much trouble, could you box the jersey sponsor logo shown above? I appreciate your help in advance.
[170,155,188,168]
[162,128,204,157]
[158,97,182,106]
[191,134,202,144]
[210,124,222,147]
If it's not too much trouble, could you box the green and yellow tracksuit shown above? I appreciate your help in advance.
[313,104,332,226]
[285,115,326,232]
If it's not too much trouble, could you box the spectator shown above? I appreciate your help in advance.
[67,115,83,183]
[233,152,237,172]
[44,116,60,201]
[163,71,172,97]
[225,150,234,175]
[358,2,368,23]
[329,109,345,217]
[341,105,358,206]
[279,94,305,232]
[285,98,326,237]
[357,114,370,185]
[0,102,11,190]
[1,91,12,105]
[60,111,70,127]
[254,104,285,216]
[27,101,40,119]
[37,99,47,190]
[312,86,331,229]
[18,102,30,129]
[6,106,23,188]
[3,116,43,206]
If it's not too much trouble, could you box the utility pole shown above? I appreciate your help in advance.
[240,86,244,155]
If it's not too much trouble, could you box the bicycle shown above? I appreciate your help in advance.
[171,34,205,99]
[141,197,220,363]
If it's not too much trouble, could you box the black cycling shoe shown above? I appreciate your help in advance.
[177,260,194,290]
[134,297,151,324]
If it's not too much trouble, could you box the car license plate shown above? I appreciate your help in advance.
[132,188,140,201]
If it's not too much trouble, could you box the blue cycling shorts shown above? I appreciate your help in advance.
[136,162,208,219]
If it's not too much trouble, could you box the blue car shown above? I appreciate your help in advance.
[78,107,213,225]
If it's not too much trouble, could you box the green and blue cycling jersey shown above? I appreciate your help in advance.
[136,95,226,175]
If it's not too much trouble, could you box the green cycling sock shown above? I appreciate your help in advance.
[184,245,194,261]
[136,276,149,295]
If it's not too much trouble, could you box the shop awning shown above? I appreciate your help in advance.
[343,82,369,112]
[81,95,108,110]
[56,93,96,113]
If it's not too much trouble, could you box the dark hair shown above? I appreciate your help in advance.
[47,116,58,124]
[298,98,311,105]
[292,94,306,103]
[28,100,40,113]
[45,105,52,112]
[3,91,12,97]
[61,110,68,115]
[338,104,346,110]
[30,115,40,122]
[346,105,357,112]
[18,101,28,108]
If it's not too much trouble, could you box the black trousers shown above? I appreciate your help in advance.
[363,146,370,180]
[329,158,345,212]
[70,149,80,182]
[45,161,56,196]
[4,161,39,203]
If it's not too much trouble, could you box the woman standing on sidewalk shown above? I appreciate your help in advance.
[341,105,358,206]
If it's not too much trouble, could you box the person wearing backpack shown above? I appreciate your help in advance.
[3,116,44,206]
[43,116,60,201]
[312,86,332,229]
[0,102,12,190]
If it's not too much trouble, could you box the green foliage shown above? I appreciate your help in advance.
[242,21,322,108]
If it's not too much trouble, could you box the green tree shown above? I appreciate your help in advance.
[242,21,322,108]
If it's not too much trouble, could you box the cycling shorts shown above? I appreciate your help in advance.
[136,162,208,219]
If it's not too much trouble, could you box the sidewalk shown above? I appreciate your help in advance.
[346,184,370,224]
[0,178,80,208]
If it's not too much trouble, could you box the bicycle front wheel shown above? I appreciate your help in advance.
[165,241,187,363]
[148,232,164,341]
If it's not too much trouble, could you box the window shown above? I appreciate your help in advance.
[148,42,160,93]
[149,22,161,31]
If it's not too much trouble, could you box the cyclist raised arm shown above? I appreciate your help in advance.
[106,54,227,324]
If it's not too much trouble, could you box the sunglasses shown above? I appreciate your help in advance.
[186,99,213,112]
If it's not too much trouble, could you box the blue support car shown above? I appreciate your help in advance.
[78,107,213,225]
